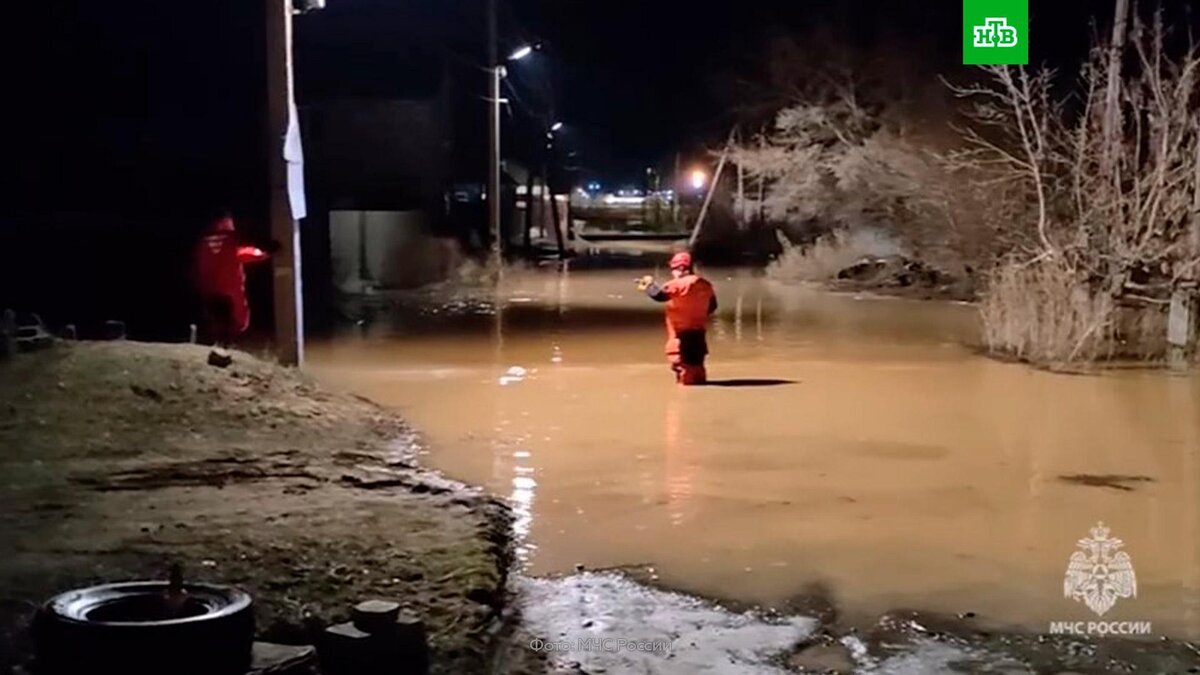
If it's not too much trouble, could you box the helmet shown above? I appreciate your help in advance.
[212,216,236,233]
[669,251,693,271]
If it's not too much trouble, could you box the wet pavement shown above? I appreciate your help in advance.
[309,267,1200,645]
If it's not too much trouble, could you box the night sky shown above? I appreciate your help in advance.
[292,0,1192,186]
[3,0,1194,198]
[0,0,1195,332]
[501,0,1185,185]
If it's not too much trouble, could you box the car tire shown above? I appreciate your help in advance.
[33,581,254,675]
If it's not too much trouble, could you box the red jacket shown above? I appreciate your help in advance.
[192,217,268,333]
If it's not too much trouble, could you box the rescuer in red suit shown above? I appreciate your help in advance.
[637,251,718,385]
[192,215,270,347]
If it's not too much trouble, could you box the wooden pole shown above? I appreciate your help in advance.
[266,0,303,366]
[688,127,736,248]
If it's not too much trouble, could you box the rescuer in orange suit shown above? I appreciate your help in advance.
[637,251,718,385]
[192,214,271,347]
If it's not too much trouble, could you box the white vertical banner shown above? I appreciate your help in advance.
[284,99,307,221]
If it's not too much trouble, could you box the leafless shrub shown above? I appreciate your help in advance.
[980,259,1116,364]
[767,229,903,282]
[951,11,1200,364]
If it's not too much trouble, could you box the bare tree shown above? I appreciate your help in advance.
[949,12,1200,364]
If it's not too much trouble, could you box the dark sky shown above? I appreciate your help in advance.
[3,0,1196,201]
[0,0,1194,331]
[292,0,1184,186]
[501,0,1188,185]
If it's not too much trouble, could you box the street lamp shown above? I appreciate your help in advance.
[488,38,540,266]
[550,121,563,132]
[690,169,708,191]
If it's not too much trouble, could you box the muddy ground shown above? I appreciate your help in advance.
[0,341,529,674]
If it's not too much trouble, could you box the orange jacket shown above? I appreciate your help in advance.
[650,274,717,334]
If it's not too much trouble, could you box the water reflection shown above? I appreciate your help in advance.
[309,268,1200,638]
[664,391,695,528]
[511,470,537,563]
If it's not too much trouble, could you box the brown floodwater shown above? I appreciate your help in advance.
[308,268,1200,639]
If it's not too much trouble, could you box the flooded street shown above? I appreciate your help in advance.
[309,268,1200,641]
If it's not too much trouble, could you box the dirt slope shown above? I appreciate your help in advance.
[0,341,511,674]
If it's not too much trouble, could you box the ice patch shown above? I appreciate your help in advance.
[516,572,817,674]
[857,639,988,674]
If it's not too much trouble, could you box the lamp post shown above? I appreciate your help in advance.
[487,3,535,269]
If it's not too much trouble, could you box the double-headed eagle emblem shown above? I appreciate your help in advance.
[1063,522,1137,616]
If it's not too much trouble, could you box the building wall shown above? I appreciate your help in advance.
[305,98,452,211]
[329,210,461,292]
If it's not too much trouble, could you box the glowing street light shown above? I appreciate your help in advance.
[690,169,707,191]
[508,45,534,61]
[550,121,564,132]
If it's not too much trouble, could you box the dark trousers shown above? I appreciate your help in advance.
[201,295,236,347]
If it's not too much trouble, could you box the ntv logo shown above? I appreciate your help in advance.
[973,18,1019,48]
[963,0,1028,65]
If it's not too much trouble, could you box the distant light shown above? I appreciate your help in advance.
[604,195,646,205]
[550,122,564,132]
[509,45,534,61]
[690,169,707,191]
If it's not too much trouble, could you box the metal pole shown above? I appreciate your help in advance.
[266,0,303,366]
[487,0,502,269]
[673,152,681,225]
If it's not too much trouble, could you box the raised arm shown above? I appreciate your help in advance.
[645,282,670,303]
[236,246,269,264]
[637,275,670,302]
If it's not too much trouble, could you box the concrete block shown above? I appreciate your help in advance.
[247,642,318,675]
[318,616,429,675]
[103,320,126,340]
[352,600,401,635]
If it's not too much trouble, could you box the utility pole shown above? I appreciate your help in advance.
[487,0,503,269]
[672,151,681,225]
[266,0,303,366]
[688,128,736,249]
